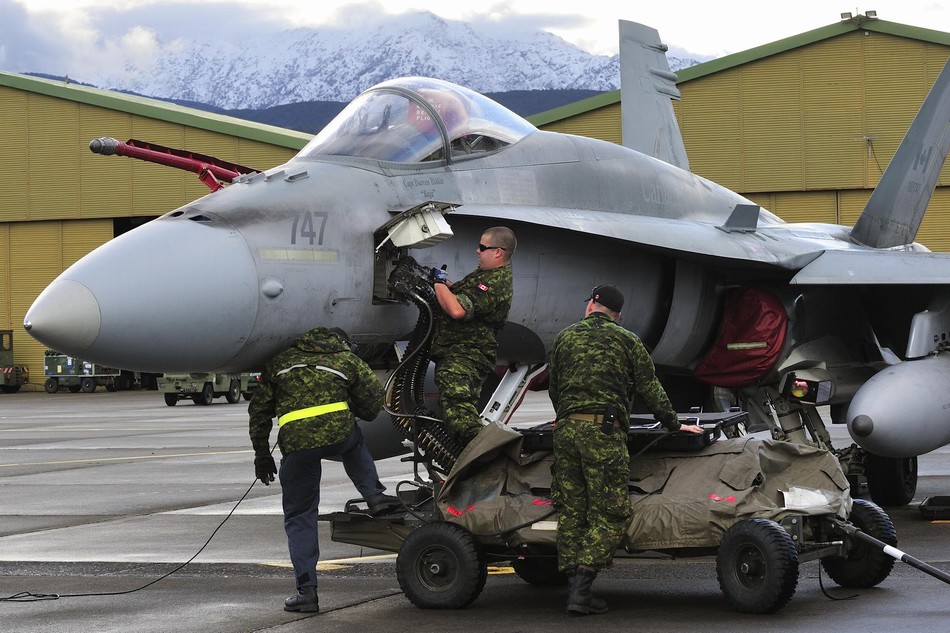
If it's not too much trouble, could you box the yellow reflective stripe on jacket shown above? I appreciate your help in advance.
[277,401,349,427]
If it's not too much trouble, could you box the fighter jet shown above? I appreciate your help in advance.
[23,21,950,505]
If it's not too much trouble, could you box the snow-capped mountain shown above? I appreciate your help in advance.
[86,12,699,110]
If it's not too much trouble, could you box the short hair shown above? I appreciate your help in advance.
[483,226,517,260]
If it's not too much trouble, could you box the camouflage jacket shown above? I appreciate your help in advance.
[431,264,513,359]
[248,327,383,455]
[548,312,680,431]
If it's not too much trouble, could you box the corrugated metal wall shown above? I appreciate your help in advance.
[671,30,950,251]
[548,31,950,243]
[542,103,622,144]
[0,86,299,387]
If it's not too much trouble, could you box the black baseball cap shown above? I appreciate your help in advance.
[587,285,624,312]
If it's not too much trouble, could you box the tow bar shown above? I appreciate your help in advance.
[833,519,950,585]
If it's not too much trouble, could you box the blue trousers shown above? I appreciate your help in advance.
[279,423,385,590]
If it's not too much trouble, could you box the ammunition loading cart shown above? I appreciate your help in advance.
[320,256,947,614]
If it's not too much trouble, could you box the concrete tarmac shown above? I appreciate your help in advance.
[1,390,949,632]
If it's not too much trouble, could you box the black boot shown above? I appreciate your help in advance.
[284,586,319,613]
[566,565,608,615]
[366,493,401,516]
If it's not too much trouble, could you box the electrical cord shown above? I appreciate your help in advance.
[2,443,276,603]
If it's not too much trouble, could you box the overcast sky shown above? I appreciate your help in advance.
[3,0,949,80]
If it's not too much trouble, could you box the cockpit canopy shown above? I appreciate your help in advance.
[296,77,536,164]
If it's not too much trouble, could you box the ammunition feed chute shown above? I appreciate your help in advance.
[384,257,463,474]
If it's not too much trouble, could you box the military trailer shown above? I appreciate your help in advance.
[43,350,120,393]
[159,372,255,406]
[316,254,950,614]
[0,330,29,393]
[321,417,910,615]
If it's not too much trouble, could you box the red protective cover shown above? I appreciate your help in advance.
[693,287,787,388]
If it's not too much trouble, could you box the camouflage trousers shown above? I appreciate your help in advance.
[433,349,493,444]
[551,417,633,572]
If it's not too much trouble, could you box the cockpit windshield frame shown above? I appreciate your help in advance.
[296,77,536,164]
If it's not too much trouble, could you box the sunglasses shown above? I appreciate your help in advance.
[478,244,505,252]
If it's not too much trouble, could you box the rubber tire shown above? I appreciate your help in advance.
[44,378,59,394]
[821,498,896,588]
[193,383,214,406]
[866,453,917,506]
[716,518,799,614]
[511,556,568,586]
[81,377,96,393]
[396,522,487,609]
[0,385,21,394]
[226,380,241,404]
[164,393,178,407]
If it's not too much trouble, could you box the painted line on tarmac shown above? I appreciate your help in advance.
[0,449,252,468]
[263,555,516,575]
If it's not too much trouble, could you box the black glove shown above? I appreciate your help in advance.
[255,453,277,485]
[430,266,448,285]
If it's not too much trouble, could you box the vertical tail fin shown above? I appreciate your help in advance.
[619,20,690,170]
[851,56,950,248]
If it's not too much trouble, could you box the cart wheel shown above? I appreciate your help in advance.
[81,377,96,393]
[821,498,896,588]
[164,393,178,407]
[866,453,917,506]
[193,383,214,405]
[511,555,568,586]
[44,378,59,394]
[397,522,487,609]
[717,518,799,614]
[226,380,241,404]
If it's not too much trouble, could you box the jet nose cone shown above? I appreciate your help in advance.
[23,216,260,372]
[24,280,101,354]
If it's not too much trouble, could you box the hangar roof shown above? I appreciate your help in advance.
[527,17,950,127]
[0,70,312,150]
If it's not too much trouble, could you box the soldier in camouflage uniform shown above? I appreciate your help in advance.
[548,285,703,615]
[249,327,398,613]
[430,226,516,445]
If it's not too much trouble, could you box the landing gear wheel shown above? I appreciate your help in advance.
[717,518,799,614]
[866,454,917,506]
[822,498,896,587]
[193,383,214,406]
[226,380,241,404]
[44,378,59,394]
[511,556,567,586]
[81,377,96,393]
[164,393,178,407]
[397,522,487,609]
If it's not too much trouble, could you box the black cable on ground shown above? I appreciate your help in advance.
[2,443,276,602]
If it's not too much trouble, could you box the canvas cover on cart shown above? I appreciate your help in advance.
[437,423,851,550]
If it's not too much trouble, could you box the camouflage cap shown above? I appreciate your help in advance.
[587,284,624,312]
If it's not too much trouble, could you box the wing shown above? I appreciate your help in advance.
[792,249,950,284]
